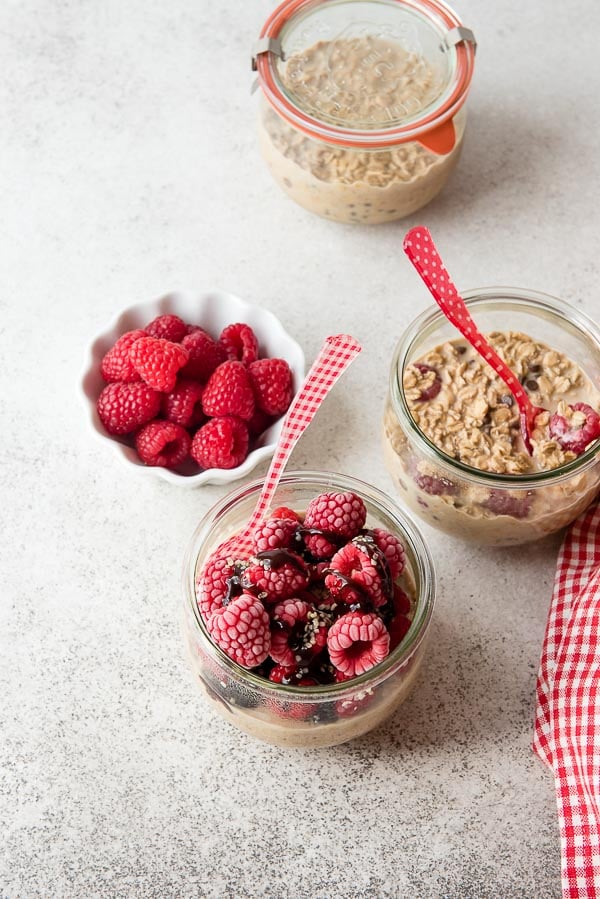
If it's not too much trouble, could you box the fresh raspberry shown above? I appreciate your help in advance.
[271,506,300,522]
[100,329,146,383]
[96,382,161,435]
[270,599,328,667]
[253,518,299,554]
[162,379,205,428]
[202,361,255,422]
[247,408,273,437]
[248,358,294,416]
[243,551,309,602]
[388,613,411,651]
[181,329,227,382]
[327,611,390,677]
[325,542,386,608]
[129,337,189,392]
[207,593,270,669]
[145,314,187,343]
[220,323,259,365]
[303,491,367,558]
[413,363,442,401]
[549,403,600,455]
[190,416,249,470]
[135,420,191,468]
[370,528,406,579]
[197,551,244,620]
[482,489,533,519]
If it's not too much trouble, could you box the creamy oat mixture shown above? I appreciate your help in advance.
[404,332,600,474]
[259,36,464,224]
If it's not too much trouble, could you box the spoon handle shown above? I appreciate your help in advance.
[403,226,538,434]
[244,334,362,537]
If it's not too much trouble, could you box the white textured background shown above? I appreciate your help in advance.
[2,0,599,896]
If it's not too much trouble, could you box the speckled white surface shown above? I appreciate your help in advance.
[2,1,600,896]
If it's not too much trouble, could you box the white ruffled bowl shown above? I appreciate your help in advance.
[80,290,305,487]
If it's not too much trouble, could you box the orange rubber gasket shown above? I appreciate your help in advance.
[257,0,475,151]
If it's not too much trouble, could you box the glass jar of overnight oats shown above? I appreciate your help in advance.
[383,289,600,546]
[182,471,435,748]
[253,0,476,224]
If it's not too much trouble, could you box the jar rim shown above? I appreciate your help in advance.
[183,469,436,699]
[390,288,600,487]
[256,0,476,150]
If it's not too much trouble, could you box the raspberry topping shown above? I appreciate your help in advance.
[302,490,366,558]
[482,489,533,519]
[220,323,259,365]
[253,518,299,554]
[371,528,406,579]
[96,382,161,435]
[325,542,386,608]
[270,599,328,667]
[145,314,187,343]
[190,417,249,470]
[180,329,227,382]
[207,593,270,669]
[197,551,245,619]
[271,506,300,522]
[130,336,189,393]
[202,361,255,422]
[135,420,191,468]
[413,363,442,401]
[327,611,390,677]
[414,471,458,497]
[248,358,294,416]
[100,329,146,383]
[549,402,600,455]
[243,550,309,602]
[162,379,205,428]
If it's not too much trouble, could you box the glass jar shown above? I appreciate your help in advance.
[253,0,476,224]
[182,470,435,748]
[383,289,600,546]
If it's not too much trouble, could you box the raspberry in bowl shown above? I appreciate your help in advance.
[80,290,305,486]
[182,471,435,748]
[383,289,600,545]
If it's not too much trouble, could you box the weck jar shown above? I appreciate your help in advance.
[253,0,476,224]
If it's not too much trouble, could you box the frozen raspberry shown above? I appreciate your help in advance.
[270,599,328,667]
[253,518,299,554]
[413,363,442,401]
[414,471,458,496]
[268,666,319,720]
[220,323,259,365]
[135,420,191,468]
[96,382,161,435]
[181,329,227,382]
[207,593,270,669]
[327,611,390,677]
[308,561,330,584]
[100,329,146,383]
[145,314,187,343]
[190,416,249,470]
[197,551,244,620]
[388,613,411,651]
[248,358,294,416]
[549,403,600,455]
[202,361,255,422]
[271,506,300,522]
[482,489,533,519]
[334,669,374,717]
[325,542,386,608]
[269,665,316,686]
[371,528,406,579]
[393,584,411,615]
[130,337,189,392]
[162,379,205,428]
[243,551,309,602]
[302,491,366,559]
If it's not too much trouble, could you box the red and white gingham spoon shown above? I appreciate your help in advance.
[403,226,544,453]
[216,333,362,561]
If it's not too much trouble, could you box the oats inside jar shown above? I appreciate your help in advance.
[403,331,600,474]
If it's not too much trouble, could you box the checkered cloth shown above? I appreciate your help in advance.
[534,498,600,897]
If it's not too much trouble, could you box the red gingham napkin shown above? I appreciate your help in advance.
[534,498,600,897]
